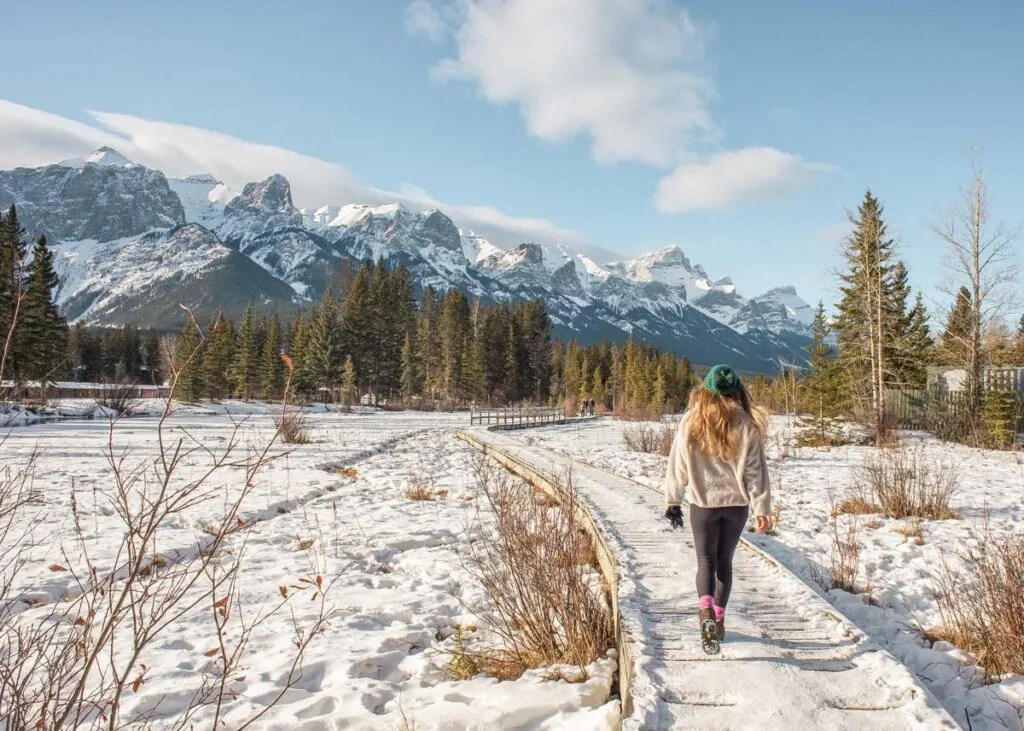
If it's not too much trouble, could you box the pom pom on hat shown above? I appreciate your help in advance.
[703,364,742,396]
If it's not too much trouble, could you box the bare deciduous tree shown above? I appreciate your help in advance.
[932,150,1021,413]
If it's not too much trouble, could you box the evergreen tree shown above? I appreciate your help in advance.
[0,206,29,380]
[173,318,204,402]
[231,305,261,400]
[438,291,471,401]
[340,266,372,390]
[590,365,606,408]
[902,294,933,388]
[341,355,357,406]
[202,313,236,400]
[20,235,67,381]
[400,327,423,400]
[142,327,164,384]
[797,303,846,445]
[885,261,914,385]
[259,316,286,400]
[286,314,308,392]
[834,190,898,441]
[1010,314,1024,365]
[67,323,102,382]
[303,297,342,394]
[417,287,441,397]
[939,287,973,367]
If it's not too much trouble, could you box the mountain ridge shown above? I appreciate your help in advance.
[0,148,813,372]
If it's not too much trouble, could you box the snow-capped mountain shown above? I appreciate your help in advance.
[0,149,813,371]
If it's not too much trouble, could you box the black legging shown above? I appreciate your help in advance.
[689,504,749,608]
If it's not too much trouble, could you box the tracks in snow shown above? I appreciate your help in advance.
[463,428,958,731]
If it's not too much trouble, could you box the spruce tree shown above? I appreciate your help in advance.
[1010,314,1024,365]
[939,287,973,367]
[834,190,898,442]
[400,327,423,400]
[303,298,341,395]
[231,305,261,400]
[797,303,846,446]
[903,294,933,388]
[341,355,357,406]
[202,313,236,400]
[340,266,372,388]
[0,206,29,380]
[590,365,606,409]
[173,319,204,402]
[142,327,164,384]
[20,235,67,381]
[259,316,286,400]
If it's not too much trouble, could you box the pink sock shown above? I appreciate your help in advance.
[714,606,725,621]
[699,595,715,610]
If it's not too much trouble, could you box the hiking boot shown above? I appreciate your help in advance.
[699,607,720,655]
[715,618,725,642]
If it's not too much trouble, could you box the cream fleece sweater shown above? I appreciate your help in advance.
[662,412,772,516]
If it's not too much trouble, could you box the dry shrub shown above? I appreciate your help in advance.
[404,479,436,501]
[623,423,668,454]
[659,424,675,457]
[895,517,925,545]
[95,381,141,417]
[461,460,613,678]
[832,496,880,517]
[933,519,1024,680]
[276,408,311,444]
[0,314,335,730]
[811,518,862,594]
[853,446,959,519]
[766,504,783,536]
[614,404,666,422]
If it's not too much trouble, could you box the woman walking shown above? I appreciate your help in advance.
[662,364,772,655]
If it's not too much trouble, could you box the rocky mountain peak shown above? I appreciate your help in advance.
[232,174,296,216]
[60,146,138,170]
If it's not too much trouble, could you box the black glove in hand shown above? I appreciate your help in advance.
[664,505,684,530]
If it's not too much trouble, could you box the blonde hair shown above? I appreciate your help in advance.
[687,385,769,461]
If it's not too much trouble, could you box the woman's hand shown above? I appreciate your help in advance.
[664,505,684,530]
[755,515,770,534]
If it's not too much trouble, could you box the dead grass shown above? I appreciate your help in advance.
[810,517,862,594]
[845,446,959,520]
[404,479,437,501]
[276,408,311,444]
[458,460,613,680]
[932,518,1024,680]
[894,517,925,545]
[623,423,675,456]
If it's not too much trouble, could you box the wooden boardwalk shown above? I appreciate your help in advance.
[460,428,959,730]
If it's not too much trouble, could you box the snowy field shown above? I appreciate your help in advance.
[512,417,1024,730]
[0,406,617,730]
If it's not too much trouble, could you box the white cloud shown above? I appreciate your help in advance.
[404,0,448,42]
[421,0,832,210]
[432,0,716,166]
[0,99,594,255]
[654,147,834,213]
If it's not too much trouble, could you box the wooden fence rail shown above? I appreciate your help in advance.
[885,387,1024,435]
[469,406,566,429]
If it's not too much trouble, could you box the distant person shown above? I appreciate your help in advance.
[662,364,772,655]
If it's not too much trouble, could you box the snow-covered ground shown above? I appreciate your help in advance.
[512,416,1024,731]
[0,407,618,729]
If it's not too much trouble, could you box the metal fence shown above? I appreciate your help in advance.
[469,406,566,429]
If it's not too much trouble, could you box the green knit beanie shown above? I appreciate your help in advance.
[703,364,742,396]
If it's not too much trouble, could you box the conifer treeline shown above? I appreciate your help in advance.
[0,205,68,382]
[168,258,698,410]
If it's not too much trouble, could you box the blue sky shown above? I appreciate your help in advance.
[3,0,1023,319]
